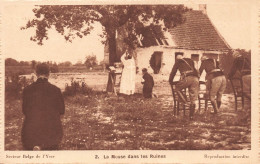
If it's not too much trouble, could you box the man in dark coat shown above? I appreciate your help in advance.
[199,56,226,114]
[141,68,154,98]
[169,54,199,120]
[228,50,251,100]
[22,63,65,150]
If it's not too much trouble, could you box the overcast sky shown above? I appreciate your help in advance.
[2,2,252,64]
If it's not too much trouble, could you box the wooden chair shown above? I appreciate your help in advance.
[170,82,189,117]
[198,81,211,112]
[110,72,122,96]
[230,77,244,110]
[108,63,123,96]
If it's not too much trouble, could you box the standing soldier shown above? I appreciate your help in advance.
[199,56,226,114]
[169,54,199,120]
[228,50,251,100]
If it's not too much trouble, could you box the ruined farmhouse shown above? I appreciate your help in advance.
[104,5,231,75]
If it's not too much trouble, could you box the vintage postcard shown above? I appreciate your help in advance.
[0,0,259,163]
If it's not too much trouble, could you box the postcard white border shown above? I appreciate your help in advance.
[0,0,259,163]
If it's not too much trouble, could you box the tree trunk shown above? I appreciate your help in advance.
[108,30,118,65]
[106,29,117,92]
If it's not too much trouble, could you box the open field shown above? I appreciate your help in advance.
[5,65,104,77]
[5,71,251,150]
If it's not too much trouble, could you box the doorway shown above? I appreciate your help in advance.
[149,51,163,74]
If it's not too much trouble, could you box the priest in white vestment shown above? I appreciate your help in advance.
[120,51,136,95]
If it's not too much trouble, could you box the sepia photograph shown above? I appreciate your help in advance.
[1,0,258,163]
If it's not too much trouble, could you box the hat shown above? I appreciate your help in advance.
[36,63,50,76]
[232,50,242,58]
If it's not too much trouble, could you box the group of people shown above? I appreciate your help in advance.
[21,50,250,150]
[119,50,154,98]
[21,51,156,151]
[169,50,251,120]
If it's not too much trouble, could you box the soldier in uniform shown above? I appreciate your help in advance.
[22,63,65,150]
[169,54,199,119]
[228,50,251,100]
[199,56,226,114]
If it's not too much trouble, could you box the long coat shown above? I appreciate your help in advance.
[142,73,154,98]
[119,53,136,95]
[22,78,65,149]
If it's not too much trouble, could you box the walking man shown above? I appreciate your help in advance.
[228,50,251,100]
[199,56,226,114]
[22,63,65,150]
[169,53,199,119]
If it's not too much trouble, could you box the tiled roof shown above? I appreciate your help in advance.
[168,10,231,51]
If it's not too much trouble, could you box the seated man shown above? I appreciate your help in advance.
[228,50,251,100]
[169,53,199,120]
[141,68,154,98]
[199,56,226,114]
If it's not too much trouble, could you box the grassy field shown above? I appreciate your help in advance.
[5,79,251,150]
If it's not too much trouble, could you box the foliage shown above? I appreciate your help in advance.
[63,79,93,96]
[19,61,30,66]
[99,60,105,66]
[50,63,59,73]
[236,49,251,62]
[59,61,72,67]
[5,73,33,99]
[137,24,165,47]
[31,60,37,69]
[5,66,33,77]
[5,58,31,67]
[22,5,190,65]
[85,55,97,69]
[219,52,234,76]
[74,60,84,66]
[5,58,19,66]
[219,49,251,76]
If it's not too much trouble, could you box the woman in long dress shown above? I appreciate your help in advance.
[120,50,136,95]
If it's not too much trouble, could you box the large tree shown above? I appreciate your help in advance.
[85,55,97,69]
[22,5,189,91]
